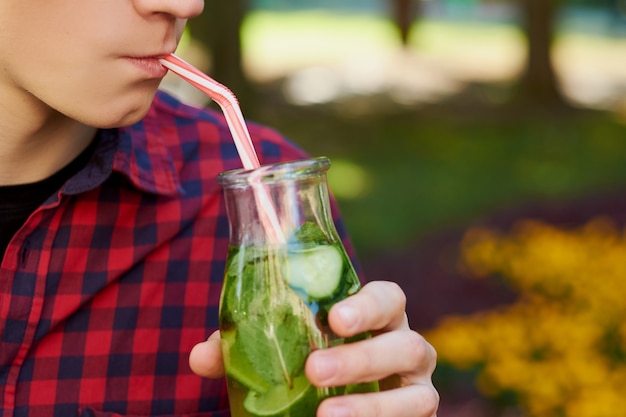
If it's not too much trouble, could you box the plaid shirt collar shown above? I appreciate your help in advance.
[60,110,184,199]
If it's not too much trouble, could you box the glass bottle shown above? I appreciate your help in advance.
[217,157,378,417]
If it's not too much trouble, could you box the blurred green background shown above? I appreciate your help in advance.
[164,1,626,415]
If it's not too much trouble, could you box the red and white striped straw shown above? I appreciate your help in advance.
[160,54,260,170]
[160,54,285,244]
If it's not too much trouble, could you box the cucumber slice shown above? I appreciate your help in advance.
[284,245,343,299]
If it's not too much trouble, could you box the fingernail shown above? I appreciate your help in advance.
[313,353,338,382]
[336,305,358,331]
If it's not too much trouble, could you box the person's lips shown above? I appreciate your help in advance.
[124,55,169,78]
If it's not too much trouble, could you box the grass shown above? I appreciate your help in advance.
[254,106,626,256]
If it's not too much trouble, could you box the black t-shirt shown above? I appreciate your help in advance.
[0,140,97,259]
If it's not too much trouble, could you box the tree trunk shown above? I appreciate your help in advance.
[187,1,254,109]
[389,0,421,46]
[515,0,566,108]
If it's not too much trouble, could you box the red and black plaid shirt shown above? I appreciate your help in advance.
[0,91,352,417]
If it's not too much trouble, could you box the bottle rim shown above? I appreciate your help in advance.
[217,156,331,187]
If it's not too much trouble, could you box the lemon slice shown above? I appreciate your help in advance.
[243,375,319,417]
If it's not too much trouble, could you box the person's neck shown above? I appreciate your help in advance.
[0,91,97,186]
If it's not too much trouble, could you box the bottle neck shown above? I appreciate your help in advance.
[222,174,338,247]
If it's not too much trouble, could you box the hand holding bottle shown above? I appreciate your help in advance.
[190,280,439,417]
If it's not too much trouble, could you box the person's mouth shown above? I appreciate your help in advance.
[124,55,170,78]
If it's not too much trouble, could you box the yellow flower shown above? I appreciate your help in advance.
[428,217,626,417]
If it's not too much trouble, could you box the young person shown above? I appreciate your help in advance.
[0,1,439,416]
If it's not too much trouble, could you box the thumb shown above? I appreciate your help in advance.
[189,330,225,378]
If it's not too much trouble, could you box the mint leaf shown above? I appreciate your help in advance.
[289,222,330,248]
[223,247,269,322]
[224,245,322,388]
[237,295,311,386]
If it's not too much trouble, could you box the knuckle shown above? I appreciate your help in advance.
[421,386,441,416]
[428,341,438,373]
[404,330,430,372]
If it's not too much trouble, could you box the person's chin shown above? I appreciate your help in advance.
[90,89,158,128]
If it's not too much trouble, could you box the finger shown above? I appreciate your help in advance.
[188,330,225,378]
[317,384,439,417]
[328,281,408,338]
[306,329,435,388]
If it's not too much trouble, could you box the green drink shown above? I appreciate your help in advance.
[217,158,379,417]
